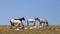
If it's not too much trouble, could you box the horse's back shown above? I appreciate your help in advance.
[11,19,21,23]
[40,18,47,22]
[28,19,35,22]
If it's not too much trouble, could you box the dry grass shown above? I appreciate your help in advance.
[0,25,60,34]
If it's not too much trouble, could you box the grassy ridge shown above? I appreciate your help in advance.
[0,25,60,34]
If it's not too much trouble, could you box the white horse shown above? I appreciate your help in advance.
[27,18,38,29]
[35,18,49,26]
[10,17,25,30]
[27,18,36,26]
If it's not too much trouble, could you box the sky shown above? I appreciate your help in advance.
[0,0,60,25]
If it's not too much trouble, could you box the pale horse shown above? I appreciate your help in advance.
[27,18,37,26]
[10,17,25,30]
[27,18,37,29]
[35,18,49,27]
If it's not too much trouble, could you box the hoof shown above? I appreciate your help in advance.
[39,26,43,27]
[33,26,37,28]
[30,27,33,29]
[24,27,27,29]
[15,28,19,30]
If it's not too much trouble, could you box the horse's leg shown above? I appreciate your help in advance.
[27,21,29,26]
[39,22,42,26]
[33,22,37,28]
[10,21,14,29]
[10,23,12,29]
[18,23,20,28]
[15,23,20,30]
[21,22,24,29]
[15,23,18,29]
[33,22,35,26]
[17,23,20,28]
[39,22,43,27]
[46,22,48,26]
[19,22,24,29]
[10,21,12,29]
[43,22,45,26]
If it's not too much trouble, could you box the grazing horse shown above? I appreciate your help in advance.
[27,18,37,26]
[10,17,25,29]
[35,18,48,26]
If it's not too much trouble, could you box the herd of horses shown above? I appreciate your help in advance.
[10,17,49,30]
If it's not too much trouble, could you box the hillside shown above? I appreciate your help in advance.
[0,25,60,34]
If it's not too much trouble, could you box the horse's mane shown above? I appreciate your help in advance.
[14,17,24,20]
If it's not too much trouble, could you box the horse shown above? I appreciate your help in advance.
[27,18,36,26]
[35,18,49,26]
[10,17,25,30]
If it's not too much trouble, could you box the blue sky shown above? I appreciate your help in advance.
[0,0,60,25]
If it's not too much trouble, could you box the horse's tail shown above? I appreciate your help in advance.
[19,22,24,29]
[10,20,14,26]
[10,20,13,29]
[22,23,24,29]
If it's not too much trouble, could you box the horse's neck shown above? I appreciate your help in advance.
[14,19,22,21]
[36,18,41,22]
[37,19,40,22]
[19,19,22,21]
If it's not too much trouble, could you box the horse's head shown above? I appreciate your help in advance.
[22,17,25,21]
[35,18,39,20]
